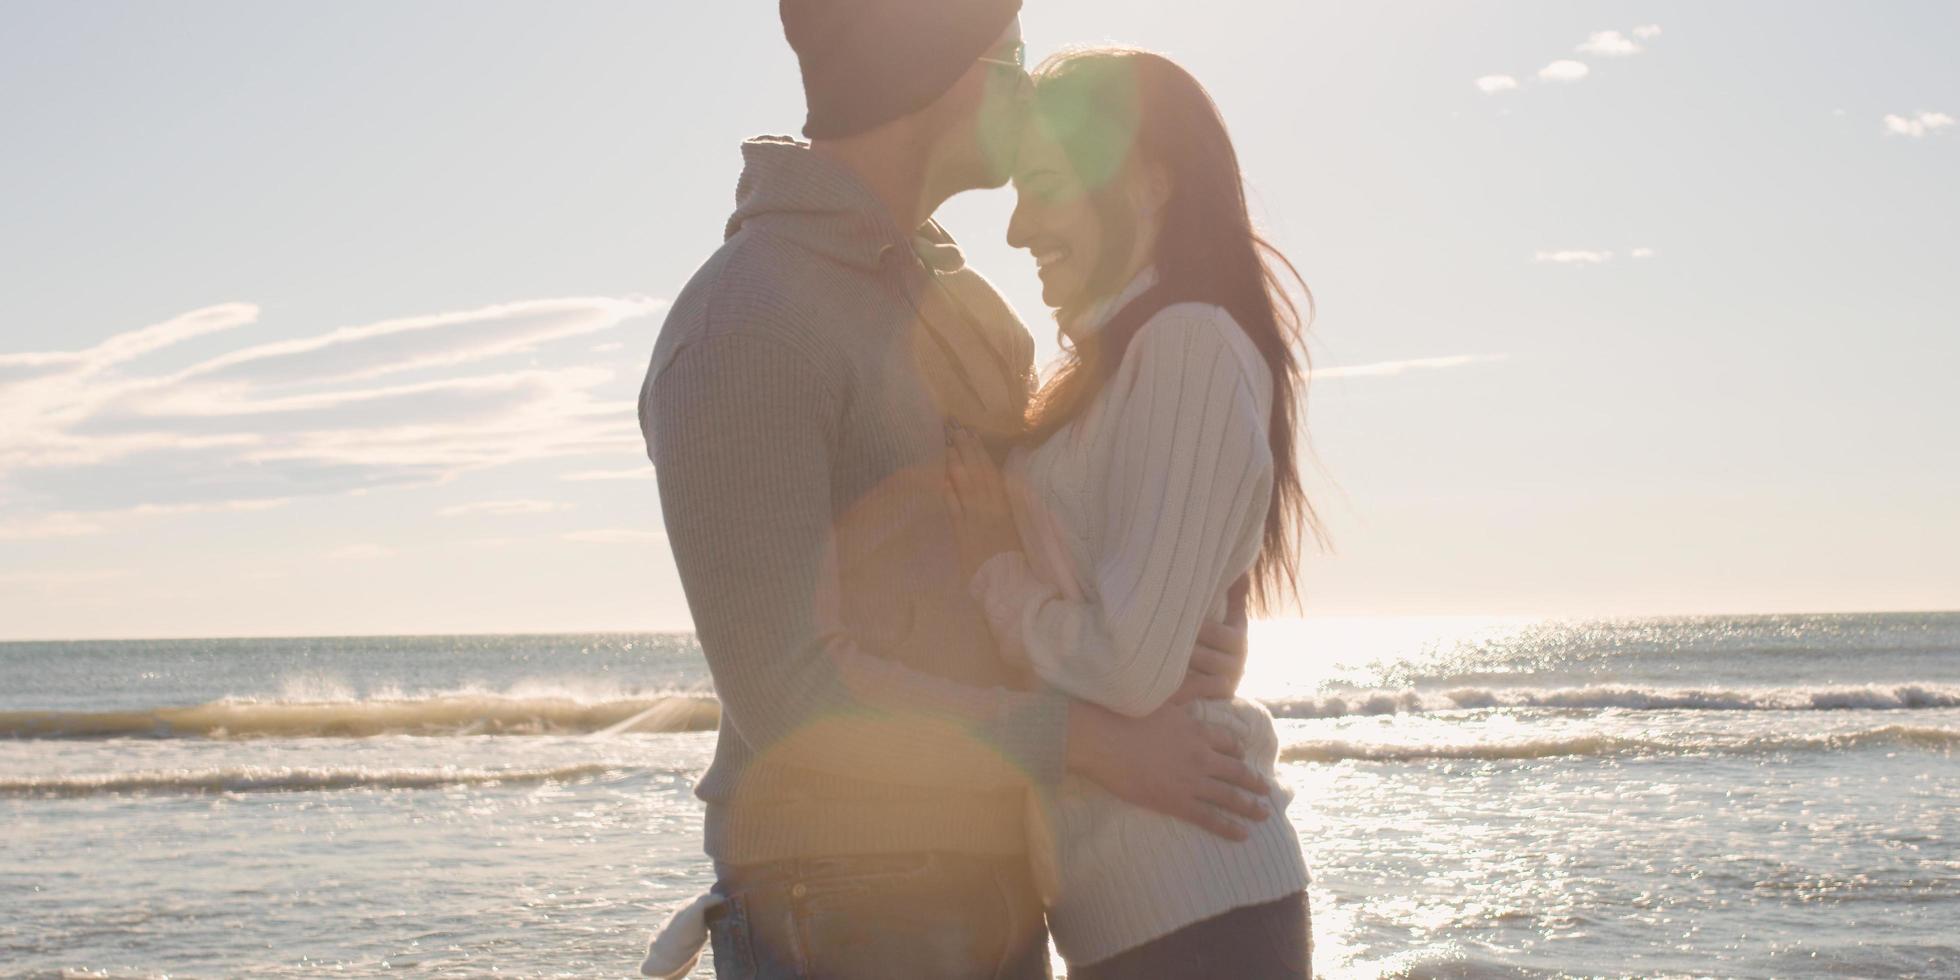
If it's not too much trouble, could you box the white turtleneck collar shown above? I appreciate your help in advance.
[1058,265,1160,346]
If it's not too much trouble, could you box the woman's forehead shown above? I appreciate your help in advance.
[1012,120,1072,180]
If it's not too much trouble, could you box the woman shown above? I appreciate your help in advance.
[944,46,1323,978]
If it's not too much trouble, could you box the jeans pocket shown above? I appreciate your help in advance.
[790,854,937,906]
[706,895,755,979]
[792,870,1015,979]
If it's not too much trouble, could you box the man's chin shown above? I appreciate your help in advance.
[964,156,1016,193]
[940,168,1013,204]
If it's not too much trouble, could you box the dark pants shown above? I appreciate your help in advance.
[705,852,1052,979]
[1069,892,1311,980]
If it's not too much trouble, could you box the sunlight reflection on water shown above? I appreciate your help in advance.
[4,615,1956,977]
[1244,616,1542,698]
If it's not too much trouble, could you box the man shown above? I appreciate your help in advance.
[640,2,1271,975]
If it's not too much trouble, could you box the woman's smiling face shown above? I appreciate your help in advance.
[1006,124,1106,317]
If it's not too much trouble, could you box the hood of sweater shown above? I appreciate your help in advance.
[702,136,1028,444]
[725,135,968,275]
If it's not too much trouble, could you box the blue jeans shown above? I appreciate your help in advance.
[706,852,1051,979]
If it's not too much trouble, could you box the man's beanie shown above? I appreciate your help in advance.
[782,0,1023,140]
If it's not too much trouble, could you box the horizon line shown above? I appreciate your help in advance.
[3,606,1953,645]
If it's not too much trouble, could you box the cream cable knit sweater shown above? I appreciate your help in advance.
[970,270,1309,964]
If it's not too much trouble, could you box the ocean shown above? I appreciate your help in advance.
[2,613,1955,978]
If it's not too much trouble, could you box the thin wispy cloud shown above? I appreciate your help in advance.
[1632,24,1663,40]
[438,499,572,518]
[1534,249,1615,265]
[177,297,647,389]
[562,529,667,544]
[0,304,258,384]
[1475,75,1519,95]
[0,512,110,541]
[1314,354,1509,380]
[1538,60,1591,83]
[560,466,654,482]
[462,537,523,549]
[0,297,664,522]
[328,543,397,560]
[0,569,131,588]
[1577,30,1643,58]
[0,499,300,541]
[1884,111,1954,139]
[1631,247,1657,259]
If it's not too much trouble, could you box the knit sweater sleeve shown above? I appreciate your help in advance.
[971,308,1273,718]
[647,332,1068,789]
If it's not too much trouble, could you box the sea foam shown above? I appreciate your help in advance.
[1279,724,1959,763]
[0,763,616,798]
[4,682,1955,741]
[0,693,719,739]
[1265,682,1960,719]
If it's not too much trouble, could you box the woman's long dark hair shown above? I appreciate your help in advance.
[1023,47,1326,614]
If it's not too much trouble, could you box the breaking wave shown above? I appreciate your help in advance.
[1280,725,1960,763]
[11,727,1948,798]
[4,681,1955,742]
[0,763,617,798]
[0,693,719,740]
[1265,682,1960,719]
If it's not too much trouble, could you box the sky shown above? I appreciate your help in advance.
[1,1,1955,640]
